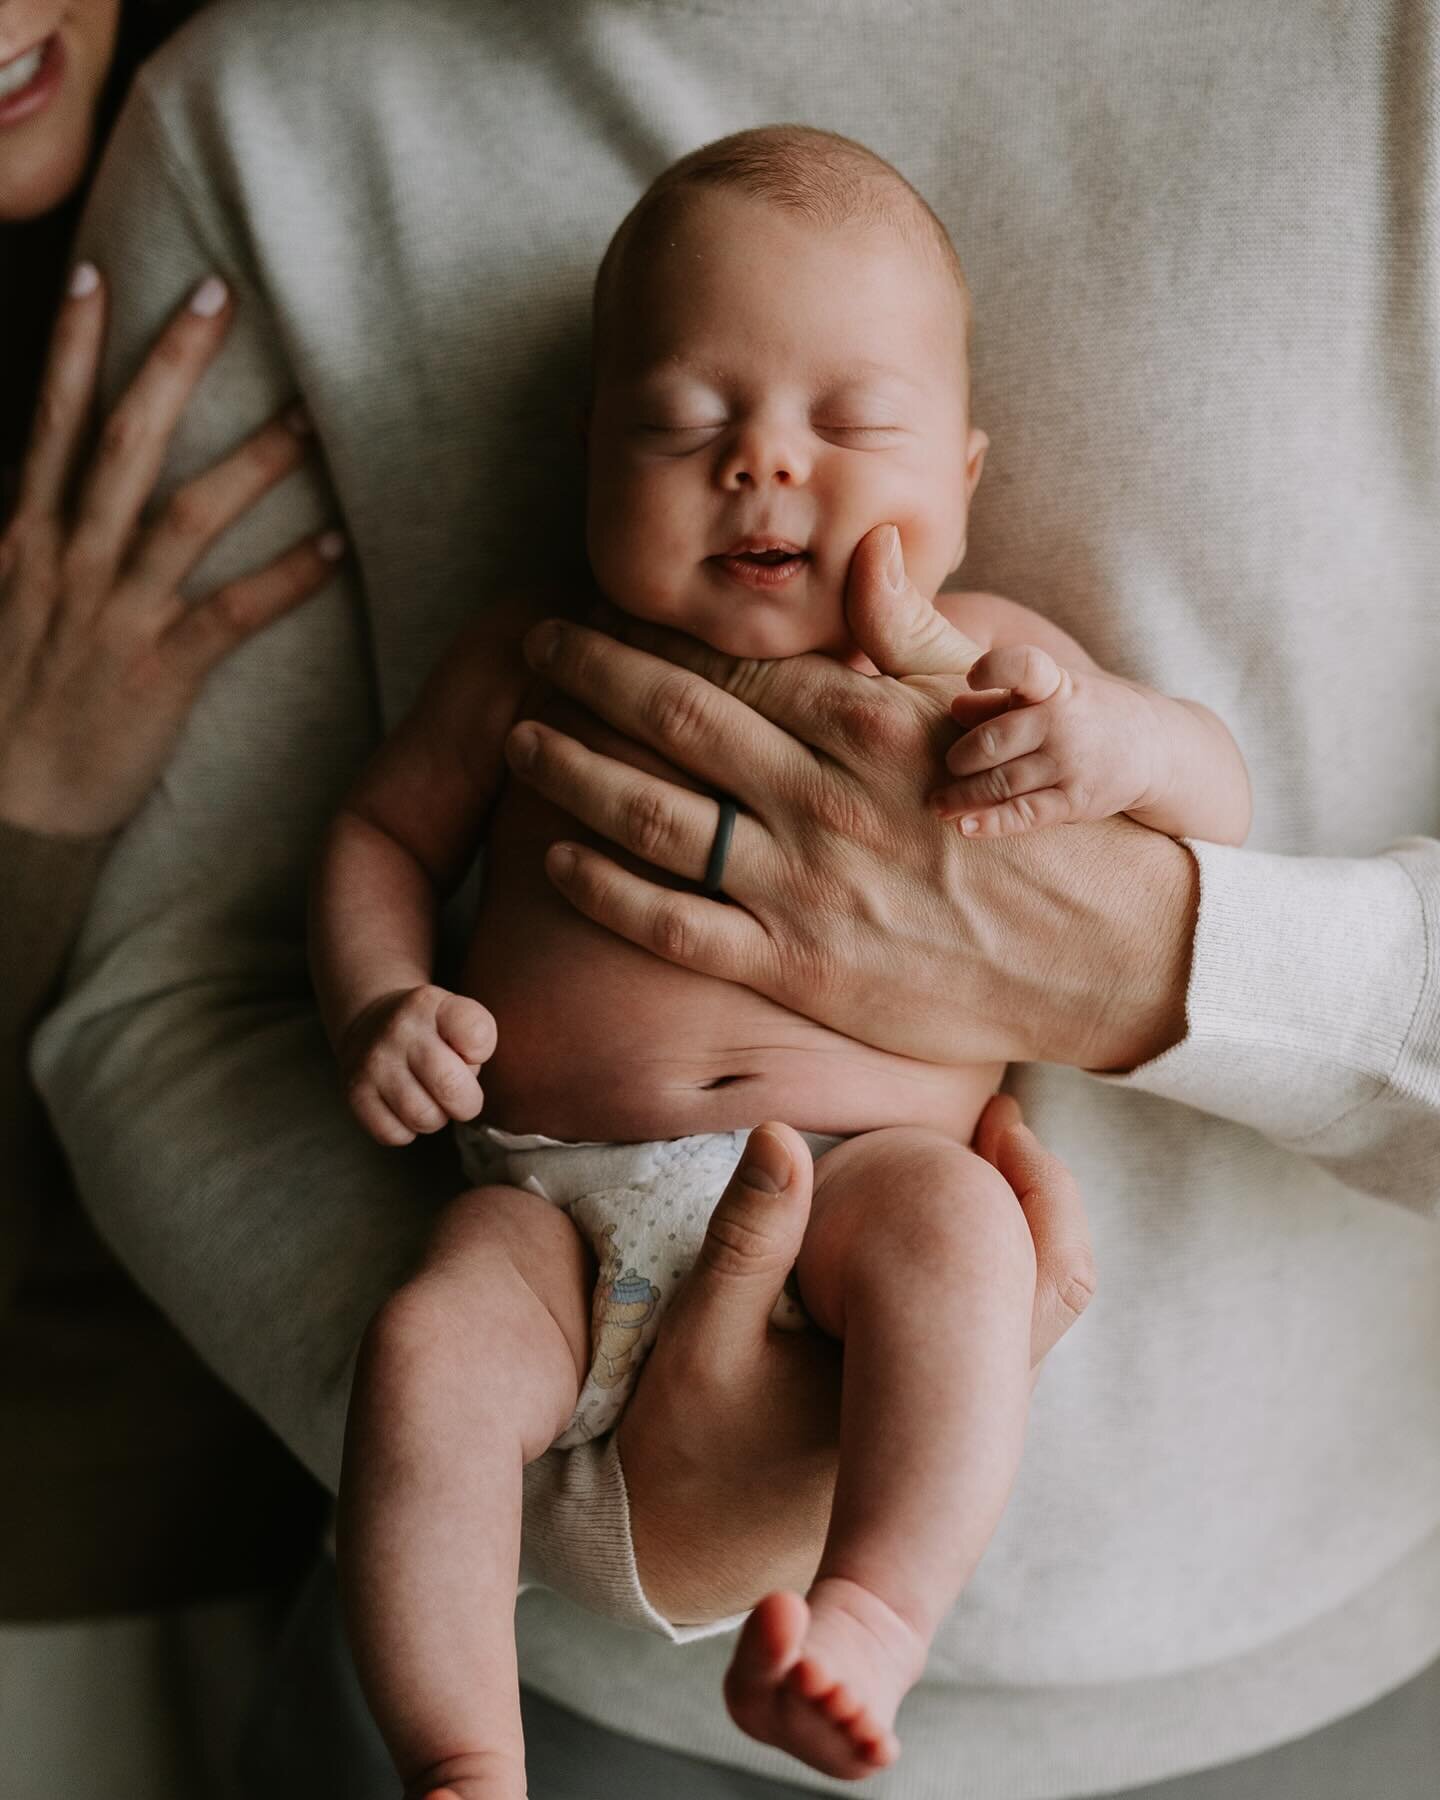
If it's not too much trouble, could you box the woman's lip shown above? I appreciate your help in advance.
[0,34,65,130]
[710,553,809,591]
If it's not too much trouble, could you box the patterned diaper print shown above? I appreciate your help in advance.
[455,1123,843,1448]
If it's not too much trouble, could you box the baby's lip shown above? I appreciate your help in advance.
[715,536,808,559]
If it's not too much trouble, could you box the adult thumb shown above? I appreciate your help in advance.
[845,524,984,678]
[665,1122,815,1362]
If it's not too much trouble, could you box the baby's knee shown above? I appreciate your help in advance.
[838,1128,1033,1279]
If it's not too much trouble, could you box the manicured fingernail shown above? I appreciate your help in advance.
[286,403,312,435]
[507,724,538,771]
[525,622,559,670]
[739,1127,791,1195]
[548,842,576,878]
[68,261,99,298]
[188,275,229,317]
[317,530,346,561]
[885,525,905,590]
[960,816,980,835]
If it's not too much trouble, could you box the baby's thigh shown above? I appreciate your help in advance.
[797,1128,1036,1341]
[367,1184,595,1431]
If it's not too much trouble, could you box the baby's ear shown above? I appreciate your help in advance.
[965,426,989,499]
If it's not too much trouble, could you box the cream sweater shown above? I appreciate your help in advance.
[34,3,1440,1795]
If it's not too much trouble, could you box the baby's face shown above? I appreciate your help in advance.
[586,188,987,660]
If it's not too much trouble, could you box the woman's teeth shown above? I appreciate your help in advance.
[0,44,46,99]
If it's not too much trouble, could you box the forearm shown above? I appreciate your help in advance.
[1129,695,1253,845]
[309,812,441,1050]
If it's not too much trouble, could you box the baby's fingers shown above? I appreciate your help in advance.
[932,750,1058,823]
[435,993,498,1067]
[961,644,1067,706]
[950,787,1073,837]
[945,702,1048,777]
[407,1034,484,1123]
[349,1082,418,1148]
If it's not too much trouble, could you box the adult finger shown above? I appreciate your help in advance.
[541,835,781,981]
[67,273,235,576]
[974,1095,1096,1365]
[505,718,769,891]
[662,1123,815,1368]
[163,530,346,676]
[844,525,984,679]
[127,403,315,595]
[14,261,109,519]
[521,619,805,808]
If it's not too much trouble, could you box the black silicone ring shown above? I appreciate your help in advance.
[703,795,738,894]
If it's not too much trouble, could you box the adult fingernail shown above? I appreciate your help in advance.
[188,275,229,317]
[525,621,560,670]
[317,530,347,561]
[548,842,576,878]
[739,1126,791,1195]
[68,261,99,298]
[507,724,538,771]
[885,525,905,590]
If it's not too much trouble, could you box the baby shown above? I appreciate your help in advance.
[311,127,1251,1799]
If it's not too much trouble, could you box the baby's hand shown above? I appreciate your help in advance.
[340,985,497,1146]
[930,645,1169,836]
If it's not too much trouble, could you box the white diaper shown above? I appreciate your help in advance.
[455,1123,843,1447]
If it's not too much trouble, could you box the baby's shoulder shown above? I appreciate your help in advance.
[933,589,1031,651]
[935,590,1100,672]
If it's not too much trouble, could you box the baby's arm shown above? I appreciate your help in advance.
[309,604,541,1143]
[930,592,1252,845]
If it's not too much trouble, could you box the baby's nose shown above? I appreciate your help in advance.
[719,425,811,489]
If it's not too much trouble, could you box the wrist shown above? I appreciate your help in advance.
[1026,822,1198,1072]
[1129,686,1181,822]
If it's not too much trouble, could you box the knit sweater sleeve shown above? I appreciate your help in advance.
[1091,837,1440,1214]
[28,79,695,1641]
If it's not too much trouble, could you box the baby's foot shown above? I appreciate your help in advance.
[407,1747,527,1800]
[723,1577,928,1780]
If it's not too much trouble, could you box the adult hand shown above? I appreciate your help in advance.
[619,1096,1095,1624]
[504,523,1196,1074]
[0,266,343,837]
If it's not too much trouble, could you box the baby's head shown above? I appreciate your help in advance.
[585,125,987,660]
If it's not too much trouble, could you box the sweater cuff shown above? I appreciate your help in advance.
[520,1434,743,1643]
[1088,837,1431,1145]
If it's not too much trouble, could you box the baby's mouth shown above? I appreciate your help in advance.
[710,538,810,589]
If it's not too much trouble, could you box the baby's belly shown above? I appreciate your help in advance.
[462,784,1003,1146]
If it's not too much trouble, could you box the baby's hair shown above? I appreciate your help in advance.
[593,124,972,370]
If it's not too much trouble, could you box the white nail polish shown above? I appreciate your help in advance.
[317,531,347,562]
[68,261,100,298]
[188,275,229,317]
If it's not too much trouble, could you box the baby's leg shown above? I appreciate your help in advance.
[725,1128,1036,1780]
[338,1183,592,1800]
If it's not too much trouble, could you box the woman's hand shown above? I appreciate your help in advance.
[503,524,1196,1074]
[0,266,343,837]
[618,1097,1094,1624]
